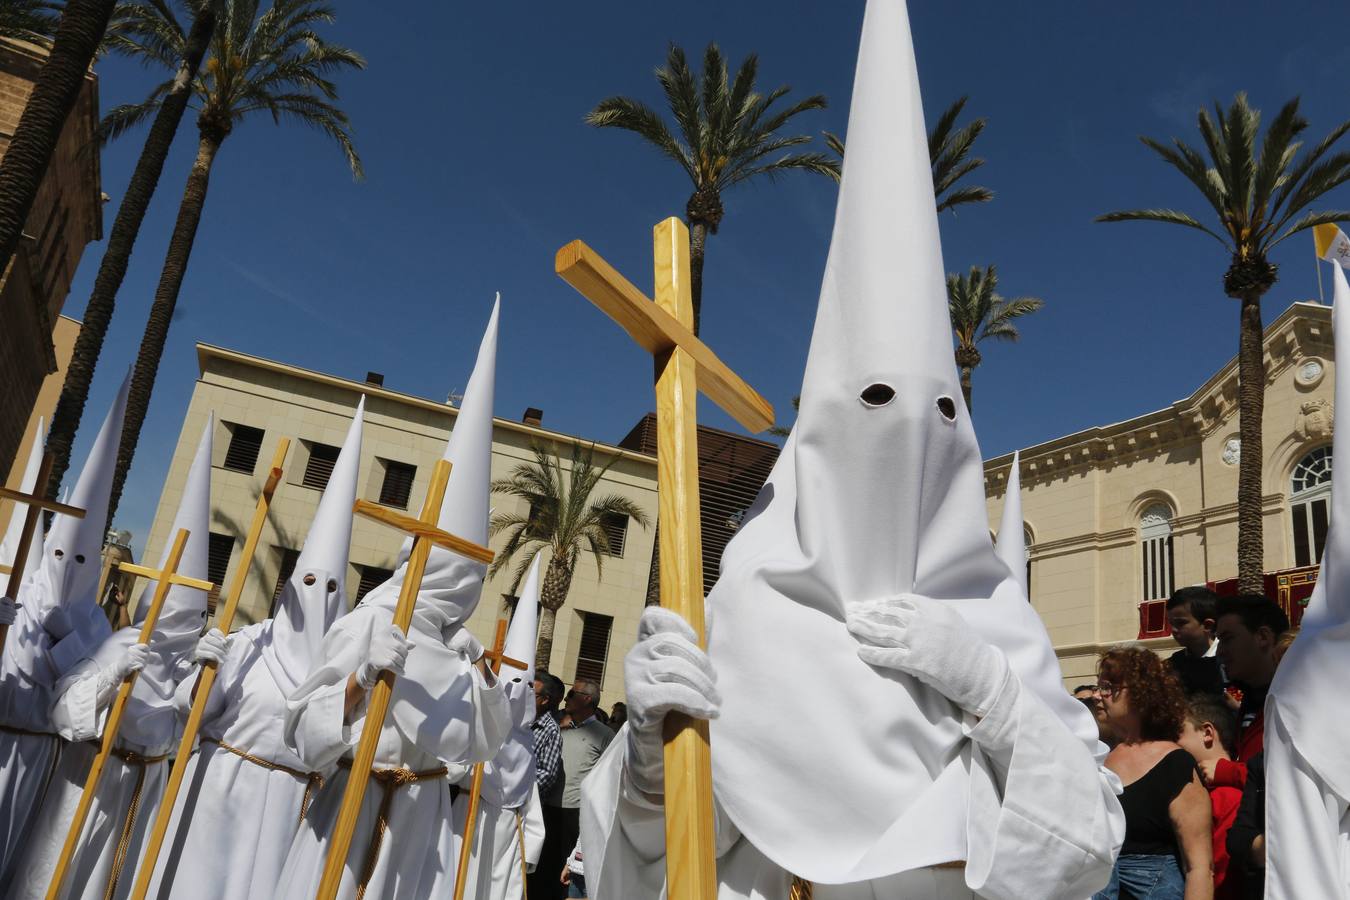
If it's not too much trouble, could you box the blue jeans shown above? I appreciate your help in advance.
[1093,853,1186,900]
[566,873,587,897]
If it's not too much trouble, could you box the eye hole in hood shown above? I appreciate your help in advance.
[859,383,896,407]
[936,396,957,422]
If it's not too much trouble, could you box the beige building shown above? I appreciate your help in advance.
[0,38,102,476]
[985,301,1333,685]
[144,344,665,711]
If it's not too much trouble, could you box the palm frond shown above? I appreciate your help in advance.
[585,96,693,180]
[727,151,839,186]
[1096,208,1230,247]
[0,0,61,43]
[1270,210,1350,249]
[97,92,171,145]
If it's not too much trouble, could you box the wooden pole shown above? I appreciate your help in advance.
[0,452,84,656]
[452,619,510,900]
[314,459,453,900]
[45,528,203,900]
[128,438,290,900]
[650,218,717,899]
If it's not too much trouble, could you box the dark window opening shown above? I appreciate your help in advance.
[223,423,265,474]
[355,565,393,603]
[378,460,416,510]
[573,611,613,688]
[302,442,341,490]
[600,512,628,557]
[269,547,301,617]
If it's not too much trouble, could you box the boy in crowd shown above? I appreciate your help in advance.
[1208,594,1290,789]
[1166,586,1225,695]
[1179,693,1243,898]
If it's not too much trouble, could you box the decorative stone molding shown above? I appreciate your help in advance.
[1221,436,1240,466]
[1294,398,1333,442]
[1295,357,1326,390]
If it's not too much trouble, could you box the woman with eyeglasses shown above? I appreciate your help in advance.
[1093,647,1214,900]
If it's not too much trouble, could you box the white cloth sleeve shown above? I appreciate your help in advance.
[522,783,545,871]
[46,629,89,677]
[50,658,106,743]
[961,669,1124,900]
[284,620,367,770]
[1264,703,1350,900]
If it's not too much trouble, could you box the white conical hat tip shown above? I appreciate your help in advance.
[502,554,541,682]
[295,395,365,575]
[437,296,499,545]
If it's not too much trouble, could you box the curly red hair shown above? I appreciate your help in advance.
[1097,647,1186,741]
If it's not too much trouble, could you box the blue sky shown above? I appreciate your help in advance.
[62,1,1350,552]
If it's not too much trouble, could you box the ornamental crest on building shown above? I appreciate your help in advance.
[1295,398,1333,441]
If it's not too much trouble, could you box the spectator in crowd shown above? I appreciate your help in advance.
[1179,693,1242,898]
[532,673,564,798]
[609,701,627,731]
[535,679,613,900]
[1167,586,1226,695]
[1093,647,1213,900]
[1208,595,1289,790]
[1072,683,1099,702]
[560,840,586,898]
[538,672,565,722]
[1072,683,1119,750]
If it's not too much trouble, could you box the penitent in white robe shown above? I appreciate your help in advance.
[581,670,1120,900]
[450,777,545,900]
[141,623,333,899]
[274,604,510,900]
[6,638,185,900]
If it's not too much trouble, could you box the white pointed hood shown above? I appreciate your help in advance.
[1269,261,1350,800]
[91,415,213,749]
[263,397,364,694]
[0,418,46,582]
[481,554,541,810]
[40,371,130,618]
[362,297,501,754]
[703,0,1101,883]
[995,452,1028,597]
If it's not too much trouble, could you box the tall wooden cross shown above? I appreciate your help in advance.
[555,217,774,899]
[452,617,527,900]
[315,457,496,900]
[46,528,215,900]
[129,438,291,900]
[0,451,86,654]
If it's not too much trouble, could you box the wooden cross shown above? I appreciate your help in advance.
[46,528,215,900]
[315,457,495,900]
[556,217,774,899]
[129,438,291,900]
[0,451,85,655]
[452,618,526,900]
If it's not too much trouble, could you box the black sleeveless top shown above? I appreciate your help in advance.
[1118,748,1197,855]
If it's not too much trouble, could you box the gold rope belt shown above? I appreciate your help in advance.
[201,738,324,825]
[514,810,529,900]
[104,747,169,900]
[788,861,966,899]
[337,758,448,900]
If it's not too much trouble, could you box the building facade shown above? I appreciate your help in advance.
[0,38,102,476]
[985,301,1333,685]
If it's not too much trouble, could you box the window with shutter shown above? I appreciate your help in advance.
[600,512,628,557]
[378,460,417,509]
[207,533,235,612]
[1291,446,1333,568]
[302,442,341,490]
[356,565,394,602]
[222,423,265,474]
[269,547,300,617]
[573,611,613,688]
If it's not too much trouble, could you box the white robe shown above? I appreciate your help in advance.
[141,622,333,899]
[6,650,181,900]
[1265,702,1350,899]
[275,604,510,900]
[449,778,544,900]
[580,671,1121,900]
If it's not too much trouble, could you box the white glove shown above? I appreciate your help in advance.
[0,596,17,627]
[356,624,411,690]
[446,627,484,663]
[846,594,1009,718]
[96,643,150,706]
[623,607,721,798]
[193,628,230,666]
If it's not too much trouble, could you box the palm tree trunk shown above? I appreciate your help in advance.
[107,128,223,526]
[0,0,117,289]
[45,6,218,499]
[535,556,574,673]
[960,366,974,413]
[1235,292,1266,593]
[688,219,707,337]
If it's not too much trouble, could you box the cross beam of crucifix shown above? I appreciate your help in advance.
[0,452,86,655]
[314,458,494,900]
[556,217,774,900]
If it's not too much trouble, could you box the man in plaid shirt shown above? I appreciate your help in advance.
[532,674,564,796]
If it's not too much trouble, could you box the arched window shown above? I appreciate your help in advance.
[1023,526,1034,601]
[1140,504,1175,602]
[1291,446,1333,568]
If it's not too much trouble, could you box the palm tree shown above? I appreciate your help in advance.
[947,265,1043,412]
[103,0,364,523]
[0,0,121,288]
[489,441,651,671]
[1099,93,1350,593]
[823,95,994,213]
[45,0,219,498]
[586,43,836,336]
[0,1,62,42]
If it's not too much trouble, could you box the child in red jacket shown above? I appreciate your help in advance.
[1180,692,1243,898]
